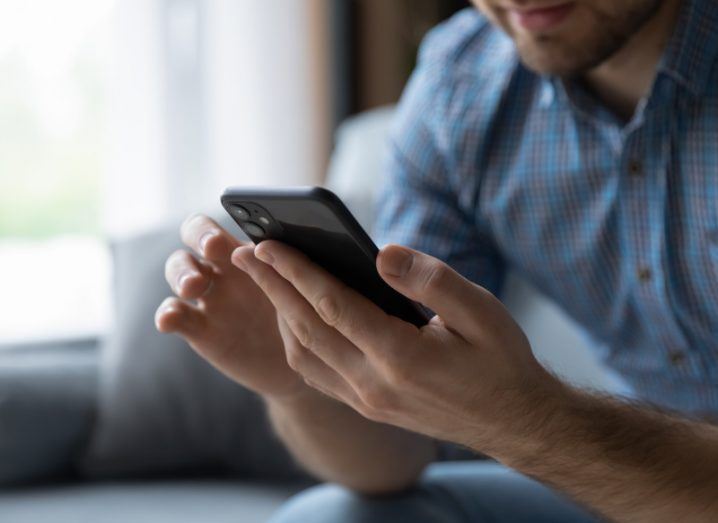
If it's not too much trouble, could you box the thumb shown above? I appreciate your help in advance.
[376,244,494,338]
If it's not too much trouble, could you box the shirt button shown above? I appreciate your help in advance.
[637,267,652,282]
[628,159,643,177]
[668,351,686,366]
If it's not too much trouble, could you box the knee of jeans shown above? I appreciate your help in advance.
[268,483,448,523]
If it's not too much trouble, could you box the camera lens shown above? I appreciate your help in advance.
[231,204,250,220]
[243,222,265,238]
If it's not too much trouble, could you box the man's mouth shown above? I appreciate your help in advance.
[505,2,576,32]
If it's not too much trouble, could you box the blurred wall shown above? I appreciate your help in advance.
[101,0,468,238]
[103,0,333,238]
[205,0,332,191]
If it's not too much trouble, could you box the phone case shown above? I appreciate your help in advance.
[221,186,429,327]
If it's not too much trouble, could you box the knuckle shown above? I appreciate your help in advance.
[284,341,309,371]
[356,404,383,422]
[422,261,450,295]
[232,247,253,270]
[280,262,302,284]
[287,317,314,349]
[384,361,412,388]
[358,382,393,412]
[316,294,342,326]
[376,326,412,361]
[246,261,271,288]
[371,344,399,371]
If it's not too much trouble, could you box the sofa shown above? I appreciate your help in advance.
[0,107,619,522]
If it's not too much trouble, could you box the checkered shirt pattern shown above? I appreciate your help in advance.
[374,0,718,415]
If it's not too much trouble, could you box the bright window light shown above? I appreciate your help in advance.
[0,0,116,345]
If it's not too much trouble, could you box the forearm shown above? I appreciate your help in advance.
[488,379,718,522]
[231,235,718,518]
[266,388,436,494]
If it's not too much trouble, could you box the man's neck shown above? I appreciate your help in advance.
[583,0,682,121]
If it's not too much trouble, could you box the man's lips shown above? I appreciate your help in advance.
[506,2,576,32]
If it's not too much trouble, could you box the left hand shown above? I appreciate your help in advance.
[231,241,556,450]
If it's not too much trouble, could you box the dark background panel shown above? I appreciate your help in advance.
[331,0,470,128]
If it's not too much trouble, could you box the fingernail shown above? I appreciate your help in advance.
[178,272,195,290]
[157,304,178,321]
[199,231,217,253]
[382,248,413,278]
[255,247,274,265]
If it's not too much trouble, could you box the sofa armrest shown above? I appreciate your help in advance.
[0,338,99,485]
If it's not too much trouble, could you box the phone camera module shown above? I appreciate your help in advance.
[231,204,250,221]
[243,222,265,238]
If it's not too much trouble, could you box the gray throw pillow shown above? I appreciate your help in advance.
[81,215,307,481]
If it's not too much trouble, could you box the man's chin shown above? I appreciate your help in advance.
[516,43,606,77]
[519,55,585,77]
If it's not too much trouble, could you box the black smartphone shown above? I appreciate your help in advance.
[221,186,429,327]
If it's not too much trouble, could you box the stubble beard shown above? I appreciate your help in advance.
[510,0,664,77]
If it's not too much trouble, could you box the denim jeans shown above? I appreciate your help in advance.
[269,461,600,523]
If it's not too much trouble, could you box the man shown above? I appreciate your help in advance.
[156,0,718,520]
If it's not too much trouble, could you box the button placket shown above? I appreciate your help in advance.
[621,141,653,292]
[637,149,694,378]
[622,133,690,375]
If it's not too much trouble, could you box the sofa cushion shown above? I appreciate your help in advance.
[81,215,308,481]
[0,340,98,485]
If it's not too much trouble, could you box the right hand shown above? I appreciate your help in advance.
[155,213,308,400]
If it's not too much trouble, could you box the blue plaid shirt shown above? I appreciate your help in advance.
[375,0,718,416]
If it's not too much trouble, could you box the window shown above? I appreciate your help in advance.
[0,0,333,346]
[0,0,115,344]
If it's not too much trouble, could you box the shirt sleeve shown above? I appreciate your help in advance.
[372,41,506,296]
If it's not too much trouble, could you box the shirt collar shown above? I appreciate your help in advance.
[658,0,718,97]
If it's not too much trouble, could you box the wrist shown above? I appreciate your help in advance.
[475,368,572,462]
[264,380,343,416]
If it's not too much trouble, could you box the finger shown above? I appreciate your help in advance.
[155,296,206,337]
[377,244,496,340]
[253,240,417,355]
[180,213,241,268]
[164,249,215,300]
[233,245,365,378]
[277,317,362,406]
